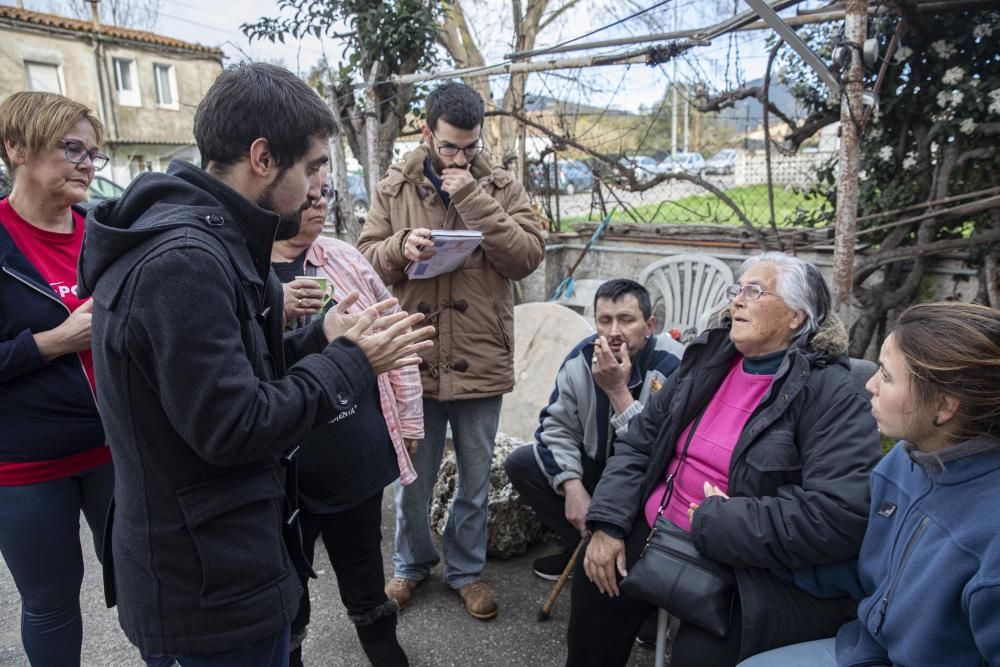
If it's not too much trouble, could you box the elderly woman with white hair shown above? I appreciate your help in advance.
[565,252,882,667]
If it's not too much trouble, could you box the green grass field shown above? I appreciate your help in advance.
[562,184,832,228]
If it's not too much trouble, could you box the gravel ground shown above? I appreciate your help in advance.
[1,488,661,666]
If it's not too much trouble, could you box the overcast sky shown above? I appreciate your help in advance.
[18,0,780,113]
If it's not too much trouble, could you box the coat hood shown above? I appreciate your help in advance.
[78,159,281,306]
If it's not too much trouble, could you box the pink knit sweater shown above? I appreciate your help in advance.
[644,358,774,531]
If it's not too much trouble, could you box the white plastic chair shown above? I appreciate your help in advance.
[639,254,734,338]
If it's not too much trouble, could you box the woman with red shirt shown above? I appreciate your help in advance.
[0,91,113,665]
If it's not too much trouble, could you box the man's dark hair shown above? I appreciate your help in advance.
[594,279,652,320]
[426,81,485,131]
[194,62,336,169]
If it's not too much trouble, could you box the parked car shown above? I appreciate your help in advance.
[704,148,737,175]
[617,155,658,184]
[656,151,706,176]
[528,159,594,195]
[79,175,125,210]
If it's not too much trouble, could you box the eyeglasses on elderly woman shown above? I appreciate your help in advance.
[57,140,109,171]
[725,284,778,301]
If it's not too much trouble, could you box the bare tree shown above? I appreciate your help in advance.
[50,0,162,30]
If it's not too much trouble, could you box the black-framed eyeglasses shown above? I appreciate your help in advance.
[431,132,482,159]
[725,284,778,301]
[57,140,109,171]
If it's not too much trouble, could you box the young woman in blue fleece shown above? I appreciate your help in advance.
[740,301,1000,667]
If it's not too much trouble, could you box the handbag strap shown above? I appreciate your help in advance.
[654,409,706,518]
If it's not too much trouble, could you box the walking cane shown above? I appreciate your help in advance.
[537,539,585,622]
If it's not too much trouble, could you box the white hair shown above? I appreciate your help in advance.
[738,252,831,340]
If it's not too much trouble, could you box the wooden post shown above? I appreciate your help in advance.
[364,61,382,200]
[327,120,355,240]
[832,0,867,318]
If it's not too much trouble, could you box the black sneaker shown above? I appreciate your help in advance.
[532,550,574,581]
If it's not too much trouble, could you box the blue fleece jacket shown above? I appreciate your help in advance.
[835,439,1000,667]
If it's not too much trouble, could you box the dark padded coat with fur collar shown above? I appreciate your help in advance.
[586,313,882,660]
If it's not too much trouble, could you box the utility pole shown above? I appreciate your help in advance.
[683,84,689,152]
[832,0,867,318]
[671,0,679,156]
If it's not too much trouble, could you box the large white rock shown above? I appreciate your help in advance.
[498,302,594,442]
[430,433,553,559]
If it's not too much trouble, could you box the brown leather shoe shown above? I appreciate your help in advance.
[384,577,419,610]
[457,580,498,620]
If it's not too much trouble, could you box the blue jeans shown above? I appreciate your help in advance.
[143,625,290,667]
[0,462,114,666]
[735,638,838,667]
[392,396,502,588]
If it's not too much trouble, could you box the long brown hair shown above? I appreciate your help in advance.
[892,302,1000,441]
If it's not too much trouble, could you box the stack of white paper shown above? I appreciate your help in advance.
[406,230,484,280]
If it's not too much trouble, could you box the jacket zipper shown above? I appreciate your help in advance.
[874,515,931,635]
[2,265,99,404]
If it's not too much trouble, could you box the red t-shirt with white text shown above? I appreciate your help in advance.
[0,198,110,484]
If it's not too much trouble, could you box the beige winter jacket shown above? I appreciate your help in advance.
[357,145,545,401]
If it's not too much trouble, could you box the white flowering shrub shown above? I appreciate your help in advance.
[777,9,1000,356]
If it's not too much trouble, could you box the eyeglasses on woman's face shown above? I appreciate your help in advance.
[58,140,109,171]
[725,283,778,302]
[431,132,483,159]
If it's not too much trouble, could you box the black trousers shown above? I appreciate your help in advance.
[565,522,743,667]
[291,491,396,653]
[505,444,593,551]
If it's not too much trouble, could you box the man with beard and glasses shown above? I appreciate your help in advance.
[358,81,544,621]
[504,280,681,580]
[77,62,434,666]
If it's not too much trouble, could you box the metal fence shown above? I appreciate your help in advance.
[527,148,835,232]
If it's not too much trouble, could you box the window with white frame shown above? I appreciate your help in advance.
[153,63,178,109]
[113,57,141,107]
[24,61,63,94]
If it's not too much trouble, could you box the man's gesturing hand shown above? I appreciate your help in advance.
[583,529,627,597]
[562,479,592,537]
[321,290,376,342]
[344,308,435,375]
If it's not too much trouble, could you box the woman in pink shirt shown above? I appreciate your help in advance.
[0,91,113,665]
[272,181,421,666]
[567,253,882,667]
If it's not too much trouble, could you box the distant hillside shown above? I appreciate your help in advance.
[711,78,806,132]
[523,93,633,117]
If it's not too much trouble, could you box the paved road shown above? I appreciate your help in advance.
[1,489,660,666]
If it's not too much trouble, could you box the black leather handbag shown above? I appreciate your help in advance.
[620,413,737,639]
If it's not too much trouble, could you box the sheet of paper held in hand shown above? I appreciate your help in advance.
[406,230,483,280]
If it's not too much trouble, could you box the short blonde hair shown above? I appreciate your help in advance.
[0,91,105,175]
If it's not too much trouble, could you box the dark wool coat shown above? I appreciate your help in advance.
[587,314,882,659]
[78,160,374,656]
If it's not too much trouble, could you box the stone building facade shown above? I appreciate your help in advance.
[0,6,223,188]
